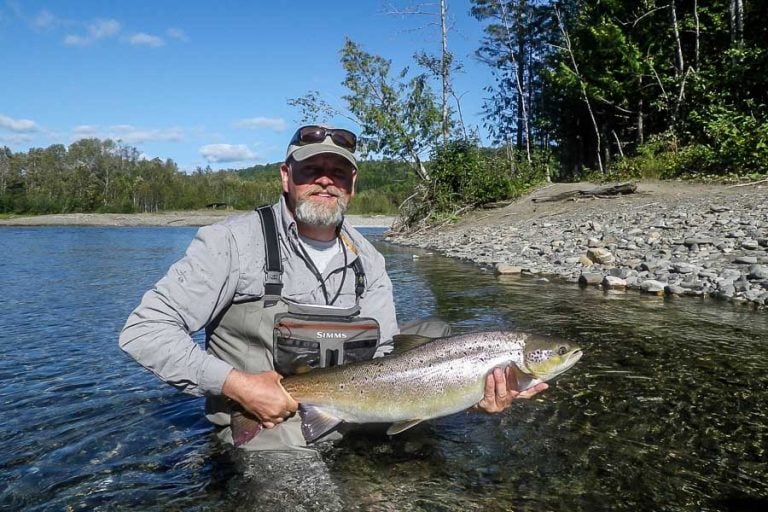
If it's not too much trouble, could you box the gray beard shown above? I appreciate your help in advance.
[295,194,349,227]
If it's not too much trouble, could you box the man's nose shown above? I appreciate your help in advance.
[313,173,334,186]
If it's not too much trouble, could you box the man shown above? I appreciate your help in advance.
[119,124,546,451]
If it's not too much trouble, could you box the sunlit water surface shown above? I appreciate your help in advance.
[0,227,766,511]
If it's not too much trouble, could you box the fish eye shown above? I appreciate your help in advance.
[558,345,568,355]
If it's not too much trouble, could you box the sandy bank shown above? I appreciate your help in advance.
[0,210,396,229]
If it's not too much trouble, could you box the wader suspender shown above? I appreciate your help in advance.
[255,205,366,305]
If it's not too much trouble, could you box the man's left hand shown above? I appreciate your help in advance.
[474,367,549,413]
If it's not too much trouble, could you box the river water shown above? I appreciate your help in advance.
[0,226,766,511]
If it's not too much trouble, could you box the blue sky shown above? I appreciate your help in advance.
[0,1,491,171]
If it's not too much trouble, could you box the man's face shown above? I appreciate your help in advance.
[280,153,357,228]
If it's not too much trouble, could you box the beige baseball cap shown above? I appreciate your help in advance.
[285,125,358,169]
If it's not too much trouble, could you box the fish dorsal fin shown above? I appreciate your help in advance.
[299,405,343,444]
[508,364,541,393]
[392,334,433,354]
[386,419,424,436]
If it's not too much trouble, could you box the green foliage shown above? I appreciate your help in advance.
[290,39,444,181]
[0,140,418,216]
[398,139,547,229]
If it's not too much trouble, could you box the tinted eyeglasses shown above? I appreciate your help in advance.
[289,125,357,152]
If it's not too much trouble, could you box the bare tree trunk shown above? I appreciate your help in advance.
[637,75,644,145]
[670,1,684,77]
[0,152,8,196]
[730,0,744,48]
[440,0,450,141]
[694,0,700,71]
[499,0,532,164]
[670,1,687,126]
[555,7,603,174]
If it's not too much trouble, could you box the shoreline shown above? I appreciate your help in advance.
[388,181,768,309]
[3,181,766,308]
[0,211,396,229]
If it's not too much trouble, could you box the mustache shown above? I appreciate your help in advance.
[301,185,343,199]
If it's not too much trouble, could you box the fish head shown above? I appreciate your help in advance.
[520,334,583,382]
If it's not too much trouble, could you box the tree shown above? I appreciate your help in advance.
[291,39,443,181]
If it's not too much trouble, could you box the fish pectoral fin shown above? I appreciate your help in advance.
[509,364,541,392]
[386,419,424,436]
[230,411,263,447]
[299,405,343,444]
[391,334,433,354]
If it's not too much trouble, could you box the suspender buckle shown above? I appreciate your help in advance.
[265,270,282,284]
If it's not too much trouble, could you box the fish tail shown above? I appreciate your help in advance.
[230,411,263,447]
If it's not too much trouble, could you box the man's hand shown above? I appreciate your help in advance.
[222,369,298,429]
[474,367,549,413]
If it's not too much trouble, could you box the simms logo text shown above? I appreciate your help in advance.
[317,332,348,339]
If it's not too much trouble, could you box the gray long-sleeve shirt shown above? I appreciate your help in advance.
[119,197,399,396]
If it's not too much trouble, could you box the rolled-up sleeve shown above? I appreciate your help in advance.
[119,224,241,396]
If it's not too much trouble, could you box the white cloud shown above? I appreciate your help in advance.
[64,18,121,46]
[63,34,89,46]
[109,125,183,144]
[32,9,56,31]
[166,27,189,42]
[233,117,287,132]
[72,125,100,137]
[69,124,184,144]
[200,144,257,163]
[129,32,165,47]
[0,113,39,132]
[89,19,120,39]
[0,133,35,144]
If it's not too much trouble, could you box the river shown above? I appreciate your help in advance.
[0,226,766,511]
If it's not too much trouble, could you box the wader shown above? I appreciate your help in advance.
[205,206,451,451]
[205,206,381,452]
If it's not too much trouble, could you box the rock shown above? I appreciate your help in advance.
[495,263,523,275]
[716,283,736,298]
[671,262,697,274]
[587,247,614,264]
[587,238,603,248]
[734,256,758,264]
[741,239,760,250]
[684,237,714,246]
[602,276,627,289]
[748,265,768,280]
[579,272,603,286]
[640,280,667,295]
[665,284,686,296]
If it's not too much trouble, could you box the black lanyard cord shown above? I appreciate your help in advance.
[296,236,348,306]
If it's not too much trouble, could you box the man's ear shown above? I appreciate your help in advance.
[350,169,357,197]
[280,163,291,194]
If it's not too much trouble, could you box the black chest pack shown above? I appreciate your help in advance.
[256,206,381,376]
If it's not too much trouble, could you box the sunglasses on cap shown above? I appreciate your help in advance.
[289,125,357,152]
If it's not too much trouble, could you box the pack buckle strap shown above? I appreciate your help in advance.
[256,205,283,304]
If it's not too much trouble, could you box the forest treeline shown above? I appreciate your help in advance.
[470,0,767,180]
[0,139,416,214]
[2,0,765,217]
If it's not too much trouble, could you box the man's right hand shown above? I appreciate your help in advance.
[221,369,298,429]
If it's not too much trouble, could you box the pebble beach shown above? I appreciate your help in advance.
[389,181,768,308]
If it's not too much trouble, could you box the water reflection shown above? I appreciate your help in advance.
[0,227,766,511]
